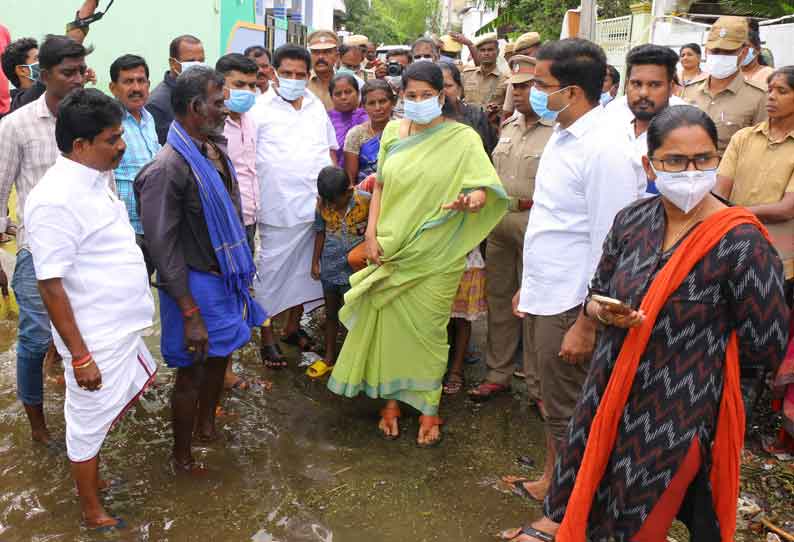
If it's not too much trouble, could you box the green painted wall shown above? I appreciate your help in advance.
[220,0,256,53]
[2,0,221,94]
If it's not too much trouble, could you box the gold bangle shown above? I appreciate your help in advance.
[72,358,95,370]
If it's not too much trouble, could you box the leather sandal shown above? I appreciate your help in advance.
[378,405,401,440]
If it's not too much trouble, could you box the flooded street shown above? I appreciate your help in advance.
[0,312,551,542]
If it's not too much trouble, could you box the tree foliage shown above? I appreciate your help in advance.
[343,0,439,45]
[480,0,633,40]
[718,0,794,17]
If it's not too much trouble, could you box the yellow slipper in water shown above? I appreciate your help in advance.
[306,360,334,379]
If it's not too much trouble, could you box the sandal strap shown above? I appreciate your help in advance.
[379,406,401,420]
[419,415,444,427]
[519,526,554,542]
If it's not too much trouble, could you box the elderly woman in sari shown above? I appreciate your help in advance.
[343,79,395,185]
[501,105,788,542]
[327,62,507,446]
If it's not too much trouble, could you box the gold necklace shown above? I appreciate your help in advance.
[665,205,705,250]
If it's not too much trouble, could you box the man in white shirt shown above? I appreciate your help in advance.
[605,44,685,196]
[25,88,156,531]
[503,39,640,504]
[0,34,88,446]
[251,44,338,359]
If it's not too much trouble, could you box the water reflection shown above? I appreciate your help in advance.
[0,313,546,541]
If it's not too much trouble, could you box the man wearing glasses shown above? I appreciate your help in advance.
[502,38,640,503]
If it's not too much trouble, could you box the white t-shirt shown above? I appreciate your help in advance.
[250,89,338,227]
[25,155,154,354]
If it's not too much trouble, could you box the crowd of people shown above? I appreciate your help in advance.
[1,3,793,540]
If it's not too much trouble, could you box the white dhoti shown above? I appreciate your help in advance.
[254,222,324,317]
[64,333,157,462]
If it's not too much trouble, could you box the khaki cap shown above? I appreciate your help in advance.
[514,32,541,53]
[345,34,369,47]
[706,16,748,51]
[440,34,462,54]
[504,42,515,55]
[508,55,536,84]
[474,32,498,48]
[308,30,339,50]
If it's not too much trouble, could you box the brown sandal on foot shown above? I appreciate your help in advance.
[378,406,401,440]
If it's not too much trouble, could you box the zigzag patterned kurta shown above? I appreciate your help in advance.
[544,197,788,541]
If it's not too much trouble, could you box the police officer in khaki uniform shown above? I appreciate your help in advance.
[469,55,553,404]
[503,32,542,116]
[343,34,370,81]
[462,33,508,112]
[680,16,767,151]
[307,29,338,111]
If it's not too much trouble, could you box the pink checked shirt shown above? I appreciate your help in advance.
[224,113,259,226]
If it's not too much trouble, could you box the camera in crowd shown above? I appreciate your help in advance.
[387,61,403,77]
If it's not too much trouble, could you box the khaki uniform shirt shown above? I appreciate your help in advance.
[744,65,775,89]
[718,120,794,278]
[308,72,334,111]
[492,113,553,200]
[462,65,508,109]
[680,74,767,151]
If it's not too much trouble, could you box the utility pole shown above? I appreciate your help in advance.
[578,0,597,40]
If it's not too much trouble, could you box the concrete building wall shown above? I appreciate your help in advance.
[3,0,220,94]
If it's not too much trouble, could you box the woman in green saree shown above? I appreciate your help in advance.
[327,62,508,446]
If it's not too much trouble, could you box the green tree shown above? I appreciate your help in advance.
[718,0,794,17]
[344,0,438,45]
[480,0,632,41]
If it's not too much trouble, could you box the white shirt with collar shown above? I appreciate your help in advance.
[518,106,641,316]
[604,94,688,197]
[251,88,338,227]
[25,155,154,354]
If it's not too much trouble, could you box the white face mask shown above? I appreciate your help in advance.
[705,53,739,79]
[652,166,716,214]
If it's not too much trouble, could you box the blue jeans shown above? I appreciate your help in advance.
[11,249,52,405]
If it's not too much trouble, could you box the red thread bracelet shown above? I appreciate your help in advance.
[182,306,200,318]
[71,353,92,368]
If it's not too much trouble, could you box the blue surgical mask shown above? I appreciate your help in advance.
[20,62,40,82]
[404,95,443,124]
[530,86,570,121]
[337,66,357,76]
[741,48,756,67]
[277,76,307,101]
[599,91,613,107]
[225,88,256,113]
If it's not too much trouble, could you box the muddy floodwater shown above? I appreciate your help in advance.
[0,312,554,542]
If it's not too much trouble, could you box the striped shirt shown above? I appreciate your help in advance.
[114,108,161,234]
[0,94,59,250]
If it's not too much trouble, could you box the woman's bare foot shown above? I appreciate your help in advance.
[501,475,550,501]
[499,517,560,541]
[417,415,443,447]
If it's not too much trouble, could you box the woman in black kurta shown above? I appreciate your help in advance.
[502,106,788,542]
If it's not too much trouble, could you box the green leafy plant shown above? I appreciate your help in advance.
[344,0,439,44]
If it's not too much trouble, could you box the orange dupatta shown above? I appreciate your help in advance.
[557,207,771,542]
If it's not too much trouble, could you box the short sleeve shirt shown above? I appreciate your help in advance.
[680,74,767,151]
[312,190,371,285]
[492,114,553,199]
[718,121,794,206]
[461,65,508,109]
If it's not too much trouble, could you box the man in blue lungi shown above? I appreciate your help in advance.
[135,66,266,473]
